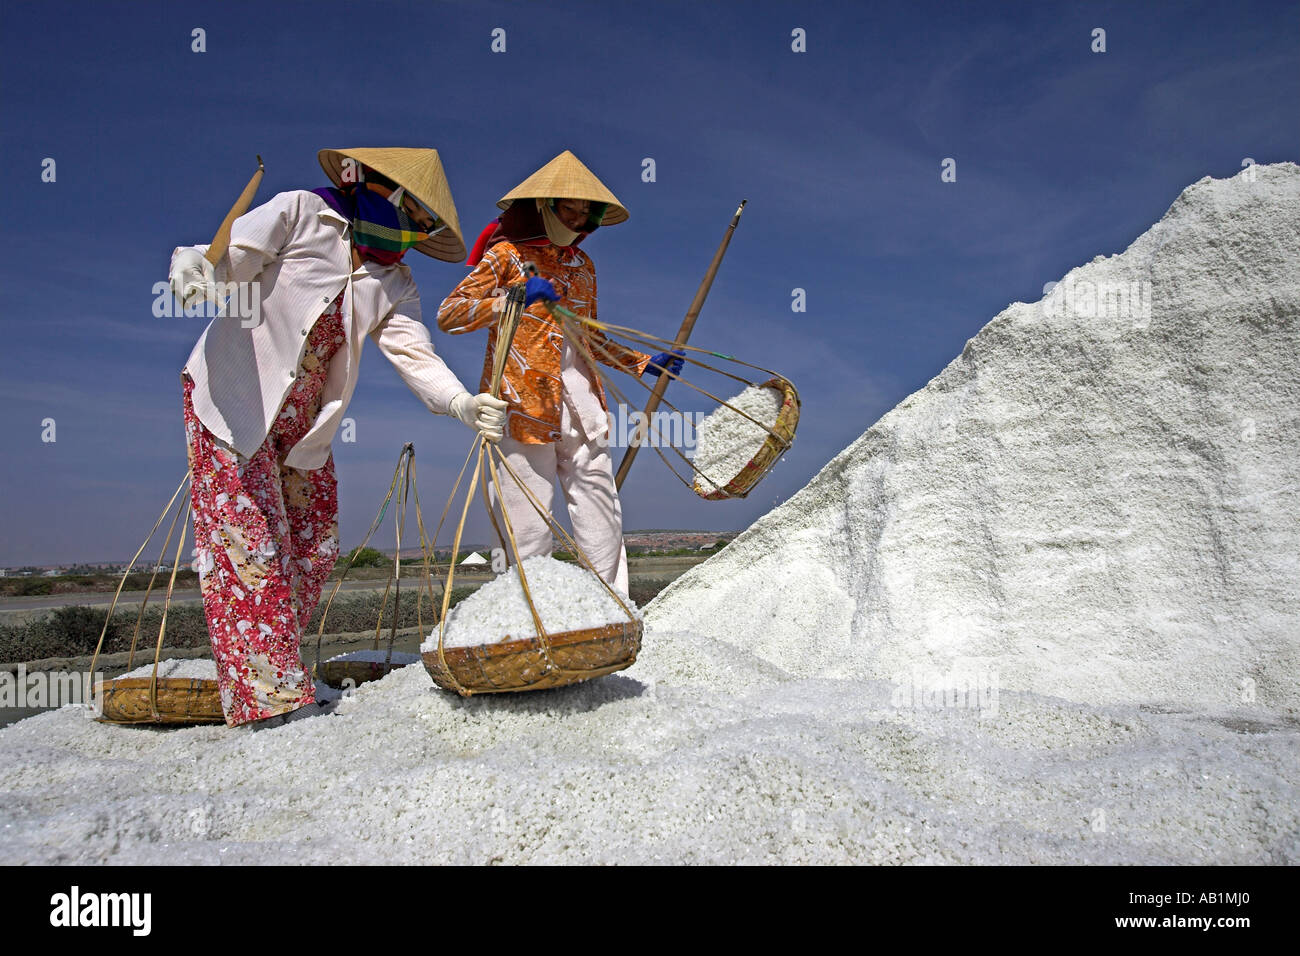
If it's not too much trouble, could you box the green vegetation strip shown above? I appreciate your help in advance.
[0,587,480,664]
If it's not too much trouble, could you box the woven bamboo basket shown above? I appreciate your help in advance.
[422,619,643,697]
[694,376,801,500]
[94,677,225,725]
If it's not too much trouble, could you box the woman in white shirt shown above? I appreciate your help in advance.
[168,147,504,727]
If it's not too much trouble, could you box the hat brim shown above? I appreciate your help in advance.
[496,195,629,227]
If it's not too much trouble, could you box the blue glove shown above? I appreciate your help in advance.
[524,276,559,306]
[645,349,685,378]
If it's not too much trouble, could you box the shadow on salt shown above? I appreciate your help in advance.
[435,673,648,717]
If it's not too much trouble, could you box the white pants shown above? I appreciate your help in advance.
[488,408,630,595]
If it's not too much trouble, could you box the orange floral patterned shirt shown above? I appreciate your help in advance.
[437,241,651,443]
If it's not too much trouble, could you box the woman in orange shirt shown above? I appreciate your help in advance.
[438,151,682,593]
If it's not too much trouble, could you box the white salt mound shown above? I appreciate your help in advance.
[120,658,217,680]
[693,385,783,492]
[1,167,1293,865]
[325,650,420,666]
[650,163,1300,716]
[1,650,1294,864]
[423,556,640,651]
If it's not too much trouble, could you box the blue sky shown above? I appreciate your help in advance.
[1,0,1296,565]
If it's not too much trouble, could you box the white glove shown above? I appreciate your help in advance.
[170,247,217,308]
[449,391,508,442]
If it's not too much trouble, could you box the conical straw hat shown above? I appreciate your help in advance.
[318,147,467,262]
[497,150,628,226]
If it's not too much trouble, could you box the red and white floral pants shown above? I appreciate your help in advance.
[182,293,346,726]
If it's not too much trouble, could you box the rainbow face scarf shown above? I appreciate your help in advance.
[313,184,431,265]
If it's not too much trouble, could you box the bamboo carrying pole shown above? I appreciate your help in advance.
[205,155,264,265]
[179,156,264,306]
[614,200,746,489]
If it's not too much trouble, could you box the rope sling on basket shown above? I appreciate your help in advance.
[421,283,643,697]
[550,200,800,502]
[89,471,224,725]
[546,302,802,501]
[312,442,435,689]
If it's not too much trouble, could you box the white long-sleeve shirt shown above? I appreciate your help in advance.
[176,189,468,470]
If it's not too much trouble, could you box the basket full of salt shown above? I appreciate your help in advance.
[421,556,643,696]
[692,376,800,500]
[94,658,224,725]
